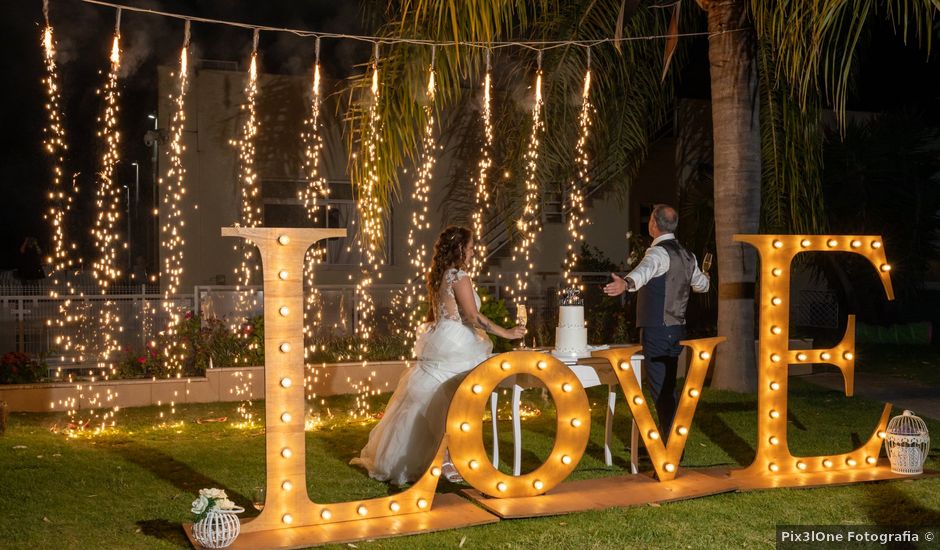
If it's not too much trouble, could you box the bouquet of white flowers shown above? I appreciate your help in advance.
[191,488,240,523]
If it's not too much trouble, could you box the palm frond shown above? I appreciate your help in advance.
[757,36,826,234]
[748,0,939,124]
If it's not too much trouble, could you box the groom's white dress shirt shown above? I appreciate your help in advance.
[624,233,710,293]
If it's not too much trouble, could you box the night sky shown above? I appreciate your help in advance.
[1,1,937,270]
[1,0,368,271]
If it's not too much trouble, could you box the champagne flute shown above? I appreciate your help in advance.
[516,304,528,349]
[702,252,713,273]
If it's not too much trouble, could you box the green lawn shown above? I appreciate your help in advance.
[1,378,938,549]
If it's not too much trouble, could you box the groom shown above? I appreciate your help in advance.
[603,204,709,441]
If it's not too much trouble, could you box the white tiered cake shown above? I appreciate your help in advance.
[554,305,589,357]
[553,288,590,358]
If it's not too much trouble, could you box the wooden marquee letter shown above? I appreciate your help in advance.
[221,227,448,533]
[446,351,591,497]
[735,234,895,477]
[592,338,724,481]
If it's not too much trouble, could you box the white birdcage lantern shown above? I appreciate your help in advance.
[192,507,243,548]
[885,410,929,475]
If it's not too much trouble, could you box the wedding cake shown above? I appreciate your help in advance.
[554,288,589,357]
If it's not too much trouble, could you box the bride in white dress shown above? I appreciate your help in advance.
[351,226,526,486]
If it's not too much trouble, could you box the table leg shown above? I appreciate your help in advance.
[490,391,499,468]
[604,386,616,467]
[512,384,523,476]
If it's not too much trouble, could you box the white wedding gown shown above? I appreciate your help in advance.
[351,268,493,486]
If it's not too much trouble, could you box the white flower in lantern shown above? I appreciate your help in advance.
[191,495,209,515]
[200,488,228,500]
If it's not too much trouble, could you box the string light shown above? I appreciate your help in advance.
[470,49,494,278]
[401,47,438,344]
[509,51,545,316]
[301,37,328,222]
[81,0,741,50]
[90,9,124,371]
[159,20,192,376]
[562,50,593,289]
[301,37,328,366]
[232,29,262,298]
[40,0,87,365]
[229,29,262,424]
[353,43,385,356]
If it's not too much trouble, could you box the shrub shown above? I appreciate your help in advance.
[0,352,46,384]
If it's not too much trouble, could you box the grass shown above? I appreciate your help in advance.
[1,376,939,549]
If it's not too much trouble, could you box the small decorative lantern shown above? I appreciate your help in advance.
[192,505,244,548]
[885,410,929,475]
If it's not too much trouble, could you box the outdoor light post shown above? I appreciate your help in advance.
[124,184,131,274]
[131,161,139,206]
[148,113,158,279]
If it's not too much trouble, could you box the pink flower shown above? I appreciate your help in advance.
[137,357,146,364]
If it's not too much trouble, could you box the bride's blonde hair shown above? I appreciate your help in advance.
[426,226,472,321]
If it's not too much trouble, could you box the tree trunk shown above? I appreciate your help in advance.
[706,0,760,392]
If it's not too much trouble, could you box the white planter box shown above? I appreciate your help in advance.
[0,360,412,412]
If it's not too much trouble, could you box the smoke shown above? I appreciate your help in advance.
[118,8,176,79]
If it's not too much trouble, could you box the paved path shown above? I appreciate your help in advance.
[799,372,940,421]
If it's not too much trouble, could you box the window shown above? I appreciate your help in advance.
[261,178,391,266]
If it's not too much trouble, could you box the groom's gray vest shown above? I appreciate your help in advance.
[636,239,695,327]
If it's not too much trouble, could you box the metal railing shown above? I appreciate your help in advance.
[0,274,615,364]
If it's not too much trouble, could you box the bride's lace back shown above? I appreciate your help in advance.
[436,268,469,323]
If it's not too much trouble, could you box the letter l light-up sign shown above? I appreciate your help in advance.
[222,228,449,534]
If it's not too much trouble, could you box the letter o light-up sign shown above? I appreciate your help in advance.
[222,228,448,534]
[734,234,895,477]
[446,351,591,497]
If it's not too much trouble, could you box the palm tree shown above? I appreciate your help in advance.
[707,0,938,391]
[342,0,939,392]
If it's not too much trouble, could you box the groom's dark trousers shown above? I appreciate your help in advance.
[640,325,684,442]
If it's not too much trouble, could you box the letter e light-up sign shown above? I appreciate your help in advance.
[734,235,894,477]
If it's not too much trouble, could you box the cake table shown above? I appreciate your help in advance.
[488,347,644,475]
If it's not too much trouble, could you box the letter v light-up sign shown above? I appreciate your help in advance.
[592,338,724,481]
[222,228,449,533]
[734,235,894,477]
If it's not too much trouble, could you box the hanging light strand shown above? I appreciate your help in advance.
[232,29,262,323]
[160,20,192,376]
[40,0,85,363]
[41,3,72,285]
[89,8,124,369]
[300,36,328,222]
[303,36,328,363]
[562,50,594,289]
[509,50,545,315]
[353,42,384,353]
[470,49,494,279]
[402,46,438,343]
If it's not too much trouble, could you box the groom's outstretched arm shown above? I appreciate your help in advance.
[622,247,669,291]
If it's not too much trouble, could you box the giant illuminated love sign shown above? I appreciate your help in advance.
[219,228,896,547]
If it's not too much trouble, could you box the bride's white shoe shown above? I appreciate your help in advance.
[441,461,464,483]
